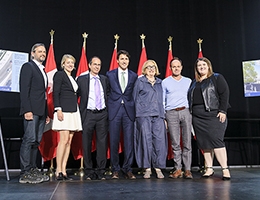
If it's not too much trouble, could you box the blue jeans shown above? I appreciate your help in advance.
[20,115,45,174]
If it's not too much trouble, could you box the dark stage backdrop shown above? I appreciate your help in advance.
[1,0,260,167]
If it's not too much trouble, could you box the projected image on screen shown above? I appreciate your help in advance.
[0,50,28,92]
[242,59,260,97]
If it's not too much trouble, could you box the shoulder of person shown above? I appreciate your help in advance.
[128,69,138,76]
[181,76,192,82]
[162,76,171,83]
[212,73,226,81]
[54,70,64,76]
[156,77,162,83]
[106,68,117,75]
[77,73,89,81]
[99,74,107,79]
[23,61,36,69]
[54,70,67,80]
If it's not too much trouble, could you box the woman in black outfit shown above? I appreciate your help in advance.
[188,57,231,180]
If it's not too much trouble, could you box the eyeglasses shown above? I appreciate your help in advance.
[146,65,156,70]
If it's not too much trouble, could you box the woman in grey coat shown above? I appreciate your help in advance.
[133,60,167,179]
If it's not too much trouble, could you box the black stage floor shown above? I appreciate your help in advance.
[1,167,260,200]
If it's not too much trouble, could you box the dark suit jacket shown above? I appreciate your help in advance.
[77,73,109,122]
[53,70,78,112]
[106,68,137,121]
[19,60,47,116]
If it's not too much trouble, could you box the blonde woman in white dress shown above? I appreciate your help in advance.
[52,54,82,181]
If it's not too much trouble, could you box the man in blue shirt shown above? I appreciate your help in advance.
[162,57,193,179]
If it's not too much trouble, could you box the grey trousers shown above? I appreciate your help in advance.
[166,108,192,170]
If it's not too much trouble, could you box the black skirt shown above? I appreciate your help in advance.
[192,105,227,149]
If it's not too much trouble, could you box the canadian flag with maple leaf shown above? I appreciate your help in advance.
[38,42,58,162]
[70,46,90,160]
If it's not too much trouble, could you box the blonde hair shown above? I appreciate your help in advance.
[194,57,214,81]
[142,59,160,76]
[61,54,76,69]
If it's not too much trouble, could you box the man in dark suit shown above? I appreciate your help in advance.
[77,56,109,180]
[19,43,50,184]
[106,50,138,179]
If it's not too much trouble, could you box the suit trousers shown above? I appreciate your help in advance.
[166,108,192,170]
[20,115,45,174]
[109,104,134,173]
[82,109,108,173]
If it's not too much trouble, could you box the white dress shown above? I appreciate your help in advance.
[52,75,82,132]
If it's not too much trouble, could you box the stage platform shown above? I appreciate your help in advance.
[1,167,260,200]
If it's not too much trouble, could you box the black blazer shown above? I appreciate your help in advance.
[77,73,109,122]
[53,70,78,112]
[19,60,47,116]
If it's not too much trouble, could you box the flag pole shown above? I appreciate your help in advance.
[114,33,120,49]
[82,32,88,50]
[47,29,55,177]
[138,33,145,175]
[50,29,54,45]
[140,33,146,48]
[75,32,88,178]
[195,38,206,172]
[168,36,173,51]
[197,38,203,52]
[137,34,147,76]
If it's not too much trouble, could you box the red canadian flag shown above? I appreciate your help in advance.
[76,47,89,77]
[137,47,147,76]
[198,49,203,58]
[70,44,89,160]
[109,46,118,71]
[39,34,58,162]
[165,48,173,78]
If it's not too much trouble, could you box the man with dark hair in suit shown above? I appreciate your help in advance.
[77,56,109,180]
[19,43,50,184]
[106,50,138,179]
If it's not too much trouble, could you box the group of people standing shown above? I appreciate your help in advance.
[18,43,231,184]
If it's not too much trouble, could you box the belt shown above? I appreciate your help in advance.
[173,106,186,111]
[87,108,106,113]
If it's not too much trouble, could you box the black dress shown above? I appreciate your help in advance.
[191,74,229,149]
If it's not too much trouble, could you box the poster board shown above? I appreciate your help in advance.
[0,50,28,92]
[242,59,260,97]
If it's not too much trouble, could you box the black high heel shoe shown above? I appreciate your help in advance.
[56,172,64,181]
[202,167,214,178]
[222,167,231,181]
[63,174,73,181]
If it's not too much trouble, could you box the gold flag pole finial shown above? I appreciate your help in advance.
[82,32,88,50]
[114,34,120,49]
[197,38,203,51]
[140,34,146,48]
[49,30,55,44]
[168,36,173,51]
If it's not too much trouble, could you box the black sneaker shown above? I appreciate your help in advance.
[31,168,50,182]
[19,172,43,184]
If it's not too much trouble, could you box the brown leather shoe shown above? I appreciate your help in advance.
[169,169,183,178]
[184,170,193,179]
[112,171,119,179]
[125,171,136,179]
